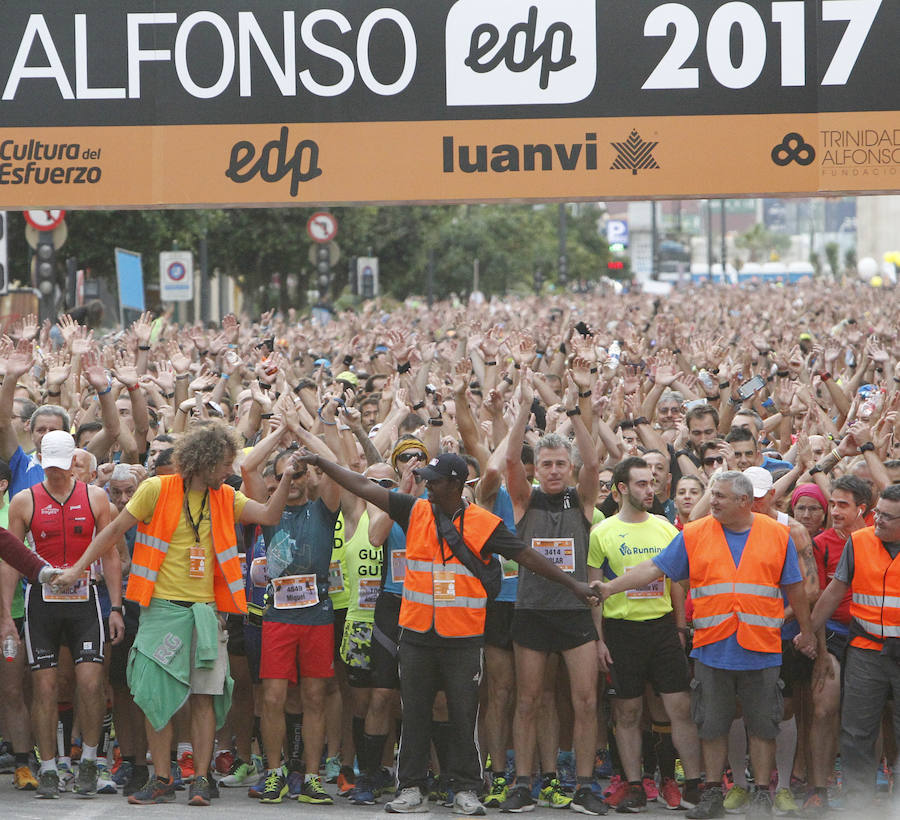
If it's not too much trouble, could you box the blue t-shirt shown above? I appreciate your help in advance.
[653,525,802,670]
[262,499,339,625]
[9,446,43,499]
[492,485,519,603]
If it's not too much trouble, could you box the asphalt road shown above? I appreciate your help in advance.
[0,778,896,820]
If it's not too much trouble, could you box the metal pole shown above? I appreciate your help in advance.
[720,200,727,281]
[199,233,209,324]
[651,201,658,280]
[558,203,567,282]
[427,249,435,308]
[706,200,714,280]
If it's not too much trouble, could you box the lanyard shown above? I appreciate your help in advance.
[436,504,466,565]
[183,485,209,546]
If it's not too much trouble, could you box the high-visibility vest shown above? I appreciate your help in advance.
[399,499,499,638]
[848,527,900,651]
[126,475,247,614]
[684,514,788,654]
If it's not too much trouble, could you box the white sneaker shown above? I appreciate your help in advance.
[453,790,487,816]
[386,786,430,813]
[96,758,117,794]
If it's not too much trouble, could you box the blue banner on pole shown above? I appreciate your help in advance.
[115,248,145,313]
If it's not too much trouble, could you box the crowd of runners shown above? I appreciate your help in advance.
[0,278,898,818]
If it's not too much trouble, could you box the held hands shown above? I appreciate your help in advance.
[571,581,601,607]
[792,630,817,659]
[50,566,82,589]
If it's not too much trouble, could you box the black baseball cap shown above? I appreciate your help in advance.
[414,453,468,483]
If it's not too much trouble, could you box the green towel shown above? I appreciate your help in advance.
[127,598,233,731]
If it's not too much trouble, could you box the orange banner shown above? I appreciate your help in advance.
[0,111,897,209]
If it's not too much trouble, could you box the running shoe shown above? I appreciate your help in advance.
[483,775,509,808]
[324,755,341,783]
[287,769,304,797]
[659,776,683,810]
[348,777,377,805]
[220,758,263,787]
[572,785,609,815]
[501,784,536,813]
[171,760,185,790]
[799,791,828,817]
[675,760,685,784]
[642,777,659,802]
[57,760,75,792]
[73,758,99,797]
[127,775,176,805]
[112,760,133,787]
[746,788,774,818]
[615,783,646,813]
[298,774,333,804]
[36,769,60,799]
[189,775,213,806]
[454,790,487,815]
[773,787,798,816]
[124,764,150,798]
[604,776,628,808]
[539,777,573,809]
[337,764,356,794]
[724,784,750,813]
[386,786,430,813]
[686,786,725,819]
[214,750,234,776]
[96,758,117,794]
[14,764,38,790]
[178,750,196,782]
[260,768,289,804]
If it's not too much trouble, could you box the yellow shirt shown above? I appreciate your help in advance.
[127,477,249,603]
[588,514,678,622]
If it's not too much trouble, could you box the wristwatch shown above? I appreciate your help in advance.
[858,442,876,453]
[110,606,124,615]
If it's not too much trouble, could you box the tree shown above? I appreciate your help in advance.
[735,223,791,262]
[824,241,840,278]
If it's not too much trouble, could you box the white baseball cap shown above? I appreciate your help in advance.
[40,430,75,470]
[743,466,774,498]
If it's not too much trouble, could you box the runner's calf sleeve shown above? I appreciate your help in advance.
[363,733,388,777]
[652,721,676,781]
[285,713,304,766]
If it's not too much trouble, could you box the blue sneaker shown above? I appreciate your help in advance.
[112,760,134,787]
[348,777,376,805]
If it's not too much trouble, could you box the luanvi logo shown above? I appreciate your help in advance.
[771,133,816,167]
[610,130,660,175]
[225,127,322,198]
[445,0,597,106]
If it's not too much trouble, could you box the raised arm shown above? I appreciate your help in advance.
[505,372,535,518]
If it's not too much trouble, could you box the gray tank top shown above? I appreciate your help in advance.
[515,487,589,611]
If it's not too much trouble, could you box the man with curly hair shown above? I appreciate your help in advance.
[52,421,301,807]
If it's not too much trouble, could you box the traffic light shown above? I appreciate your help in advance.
[35,232,56,297]
[316,243,331,300]
[558,254,568,286]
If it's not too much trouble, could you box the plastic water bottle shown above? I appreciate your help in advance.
[2,636,17,662]
[607,341,621,368]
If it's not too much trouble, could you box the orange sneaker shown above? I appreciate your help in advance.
[178,751,196,782]
[337,765,356,794]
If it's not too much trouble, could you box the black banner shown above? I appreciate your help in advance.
[0,0,895,127]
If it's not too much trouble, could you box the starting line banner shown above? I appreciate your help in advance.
[0,0,897,209]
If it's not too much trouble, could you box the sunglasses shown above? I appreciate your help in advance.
[397,452,426,463]
[275,469,308,481]
[703,456,725,467]
[599,480,613,490]
[465,478,479,487]
[369,478,397,488]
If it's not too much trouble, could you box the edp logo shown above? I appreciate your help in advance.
[446,0,597,106]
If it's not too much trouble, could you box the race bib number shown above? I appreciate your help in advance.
[43,570,91,602]
[390,549,407,583]
[625,566,666,599]
[532,538,575,573]
[329,560,345,593]
[358,579,379,610]
[272,574,320,609]
[433,570,455,601]
[250,557,269,588]
[502,558,518,580]
[189,543,206,579]
[239,553,247,578]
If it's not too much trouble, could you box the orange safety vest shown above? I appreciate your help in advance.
[684,514,788,654]
[126,475,247,614]
[399,499,499,638]
[848,527,900,651]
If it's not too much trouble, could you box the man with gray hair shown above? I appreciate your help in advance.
[504,374,606,814]
[594,471,816,819]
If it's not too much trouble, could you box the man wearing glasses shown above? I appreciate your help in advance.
[809,483,900,808]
